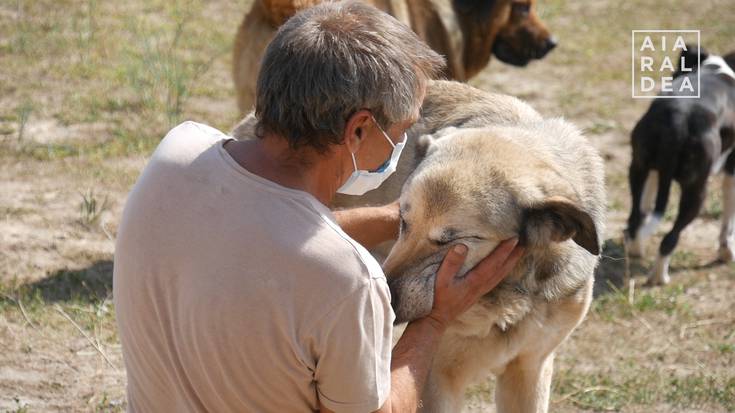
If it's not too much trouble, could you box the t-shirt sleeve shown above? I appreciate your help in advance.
[314,277,394,413]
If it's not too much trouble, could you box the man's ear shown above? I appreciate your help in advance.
[343,109,373,151]
[521,196,600,255]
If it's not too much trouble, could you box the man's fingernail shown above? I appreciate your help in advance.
[454,244,468,255]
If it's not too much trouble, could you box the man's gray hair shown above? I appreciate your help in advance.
[254,0,445,153]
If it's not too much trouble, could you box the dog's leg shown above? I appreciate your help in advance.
[640,170,659,216]
[650,179,707,285]
[419,371,463,413]
[639,169,672,244]
[495,353,554,413]
[719,171,735,261]
[627,167,658,257]
[625,164,658,257]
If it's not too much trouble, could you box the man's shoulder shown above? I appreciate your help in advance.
[296,216,386,291]
[151,121,226,165]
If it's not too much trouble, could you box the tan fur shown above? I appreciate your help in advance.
[232,0,554,113]
[332,80,606,412]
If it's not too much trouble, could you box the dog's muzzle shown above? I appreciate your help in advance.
[387,260,442,324]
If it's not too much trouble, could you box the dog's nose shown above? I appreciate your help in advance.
[536,36,557,59]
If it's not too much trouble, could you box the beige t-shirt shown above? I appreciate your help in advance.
[113,121,394,413]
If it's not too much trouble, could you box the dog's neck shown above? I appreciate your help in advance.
[701,54,735,81]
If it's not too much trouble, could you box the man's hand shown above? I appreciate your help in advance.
[426,239,524,330]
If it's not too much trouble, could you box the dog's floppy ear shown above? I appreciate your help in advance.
[521,196,600,255]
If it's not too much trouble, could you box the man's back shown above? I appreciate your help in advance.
[113,122,393,412]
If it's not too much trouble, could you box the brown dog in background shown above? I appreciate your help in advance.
[233,0,557,112]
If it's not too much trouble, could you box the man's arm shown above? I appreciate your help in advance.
[321,240,524,413]
[332,202,400,249]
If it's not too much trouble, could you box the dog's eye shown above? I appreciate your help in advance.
[431,235,485,246]
[430,238,452,246]
[399,216,408,234]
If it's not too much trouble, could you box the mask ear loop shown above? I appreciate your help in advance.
[350,152,358,171]
[373,117,397,149]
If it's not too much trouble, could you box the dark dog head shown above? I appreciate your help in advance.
[491,0,557,66]
[453,0,556,77]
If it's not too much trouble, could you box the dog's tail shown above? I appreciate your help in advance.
[639,110,689,239]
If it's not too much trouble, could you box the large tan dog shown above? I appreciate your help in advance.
[331,80,606,412]
[233,0,557,112]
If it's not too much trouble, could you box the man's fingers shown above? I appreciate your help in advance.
[436,244,468,286]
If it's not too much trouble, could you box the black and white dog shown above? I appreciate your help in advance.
[625,45,735,285]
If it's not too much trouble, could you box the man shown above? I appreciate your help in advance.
[113,1,524,412]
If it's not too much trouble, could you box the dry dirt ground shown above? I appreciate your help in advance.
[1,0,734,411]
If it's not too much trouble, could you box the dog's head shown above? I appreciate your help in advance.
[491,0,556,66]
[383,128,599,323]
[452,0,556,77]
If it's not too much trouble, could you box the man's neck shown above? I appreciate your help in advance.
[224,134,343,206]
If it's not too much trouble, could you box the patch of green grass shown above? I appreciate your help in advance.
[1,0,236,162]
[667,375,735,407]
[585,119,617,136]
[93,392,124,412]
[593,283,692,319]
[78,188,109,227]
[606,171,628,188]
[608,197,625,212]
[15,99,34,142]
[703,187,723,220]
[671,250,699,270]
[5,396,30,413]
[553,368,735,411]
[4,123,162,162]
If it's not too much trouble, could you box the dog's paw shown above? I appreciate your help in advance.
[647,255,671,286]
[718,245,735,262]
[645,273,671,286]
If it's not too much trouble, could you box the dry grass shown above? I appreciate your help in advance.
[1,0,734,411]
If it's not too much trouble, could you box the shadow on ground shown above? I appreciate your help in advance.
[593,238,730,298]
[17,260,113,303]
[593,238,646,298]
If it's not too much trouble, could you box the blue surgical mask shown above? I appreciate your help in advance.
[337,120,407,196]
